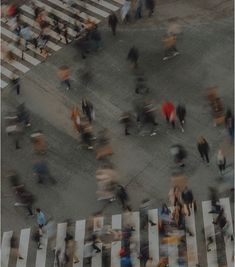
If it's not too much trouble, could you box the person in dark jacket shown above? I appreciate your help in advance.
[127,46,139,68]
[225,109,234,142]
[181,187,194,216]
[82,98,94,123]
[119,112,132,135]
[197,136,210,163]
[108,12,118,36]
[176,104,186,132]
[116,184,129,209]
[145,0,155,17]
[91,26,101,51]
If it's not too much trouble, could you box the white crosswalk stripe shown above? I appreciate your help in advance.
[219,198,234,267]
[1,66,18,79]
[1,231,13,267]
[1,0,123,87]
[148,209,159,264]
[185,206,199,266]
[111,214,122,267]
[16,228,31,267]
[74,220,86,267]
[92,216,103,267]
[202,200,219,267]
[3,198,232,266]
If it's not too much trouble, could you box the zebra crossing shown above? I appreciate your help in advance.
[1,198,234,267]
[0,0,123,89]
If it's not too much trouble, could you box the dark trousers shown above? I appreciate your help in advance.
[27,204,33,215]
[200,151,209,163]
[218,163,226,173]
[63,79,71,89]
[135,6,142,19]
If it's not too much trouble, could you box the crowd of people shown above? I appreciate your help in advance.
[2,0,234,266]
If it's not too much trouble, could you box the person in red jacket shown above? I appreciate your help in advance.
[162,100,175,128]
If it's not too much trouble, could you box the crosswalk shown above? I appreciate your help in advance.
[1,198,234,267]
[0,0,123,89]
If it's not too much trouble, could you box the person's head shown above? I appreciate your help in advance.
[198,136,205,143]
[36,208,41,213]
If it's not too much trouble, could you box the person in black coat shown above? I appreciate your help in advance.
[127,46,139,68]
[108,12,118,36]
[181,187,194,216]
[145,0,155,17]
[176,104,186,132]
[82,98,94,123]
[197,136,210,163]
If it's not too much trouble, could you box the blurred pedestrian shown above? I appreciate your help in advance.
[217,149,226,175]
[127,46,139,68]
[162,34,179,61]
[80,119,94,150]
[162,100,175,128]
[14,185,35,216]
[91,25,102,51]
[116,184,129,209]
[119,112,132,135]
[63,23,69,44]
[33,160,56,184]
[10,234,24,260]
[135,0,143,19]
[11,73,20,95]
[181,186,194,216]
[32,228,43,249]
[71,106,81,133]
[58,65,71,90]
[143,101,158,135]
[176,104,186,132]
[225,109,234,142]
[170,144,187,167]
[121,0,131,22]
[36,208,46,228]
[17,103,31,127]
[108,12,118,36]
[82,98,94,123]
[197,136,210,163]
[145,0,155,17]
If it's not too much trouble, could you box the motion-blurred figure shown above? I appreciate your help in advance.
[96,129,113,160]
[58,65,71,90]
[170,144,187,167]
[162,100,175,128]
[176,104,186,132]
[33,160,56,184]
[162,34,179,61]
[225,109,234,142]
[197,136,210,163]
[217,149,226,175]
[127,46,139,68]
[82,98,94,123]
[120,112,132,135]
[108,12,118,36]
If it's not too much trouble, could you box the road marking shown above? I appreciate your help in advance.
[0,65,17,79]
[54,223,67,266]
[73,0,109,18]
[202,200,219,267]
[89,0,119,12]
[35,234,48,267]
[0,79,8,89]
[111,214,122,267]
[16,228,31,267]
[148,209,159,264]
[1,231,13,267]
[74,220,85,267]
[219,198,234,267]
[92,216,103,267]
[185,205,199,267]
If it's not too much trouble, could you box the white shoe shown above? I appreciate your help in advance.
[150,132,157,136]
[163,57,169,61]
[181,128,184,133]
[173,51,179,56]
[88,146,93,150]
[66,87,70,91]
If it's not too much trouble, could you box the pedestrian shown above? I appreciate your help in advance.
[197,136,210,163]
[14,185,35,216]
[82,98,94,123]
[80,119,94,150]
[225,109,234,142]
[116,184,129,209]
[162,34,179,61]
[176,104,186,132]
[121,0,131,22]
[71,106,81,133]
[91,25,102,51]
[32,228,43,249]
[58,65,71,90]
[145,0,155,17]
[119,112,132,135]
[181,186,194,216]
[170,144,187,167]
[108,12,118,36]
[127,46,139,68]
[63,23,69,44]
[217,149,226,175]
[36,208,46,228]
[135,0,143,19]
[10,234,24,260]
[33,160,56,184]
[17,103,31,127]
[162,100,175,127]
[11,73,20,95]
[143,101,158,135]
